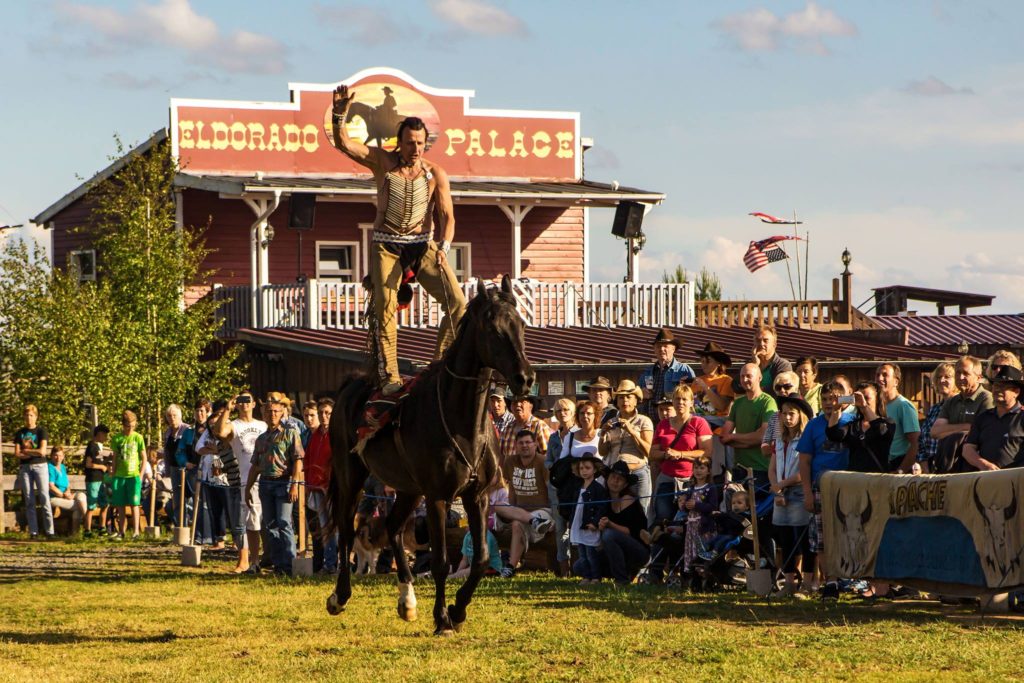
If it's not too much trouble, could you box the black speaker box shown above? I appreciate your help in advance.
[611,200,644,238]
[288,193,317,230]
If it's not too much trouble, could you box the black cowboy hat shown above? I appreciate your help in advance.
[652,327,680,348]
[991,365,1024,392]
[775,394,815,419]
[572,451,605,473]
[697,341,732,366]
[605,460,639,486]
[512,394,542,410]
[654,395,673,406]
[583,375,613,391]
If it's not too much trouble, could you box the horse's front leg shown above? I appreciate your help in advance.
[388,492,421,622]
[449,486,486,630]
[425,497,454,635]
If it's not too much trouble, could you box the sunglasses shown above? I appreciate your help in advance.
[775,383,794,391]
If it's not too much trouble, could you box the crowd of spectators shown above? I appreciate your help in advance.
[10,324,1024,598]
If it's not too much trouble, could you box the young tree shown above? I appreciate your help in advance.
[661,265,723,300]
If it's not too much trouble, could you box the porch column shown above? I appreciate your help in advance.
[243,191,281,328]
[498,203,534,279]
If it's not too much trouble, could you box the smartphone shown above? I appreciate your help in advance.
[237,395,253,404]
[837,395,856,405]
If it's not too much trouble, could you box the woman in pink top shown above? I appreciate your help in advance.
[650,384,712,523]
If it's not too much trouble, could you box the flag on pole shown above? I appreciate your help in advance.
[744,236,795,273]
[749,212,803,225]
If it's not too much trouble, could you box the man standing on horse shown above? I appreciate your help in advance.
[331,84,467,395]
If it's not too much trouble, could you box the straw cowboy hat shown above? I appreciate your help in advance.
[613,379,643,400]
[652,327,681,348]
[697,341,732,367]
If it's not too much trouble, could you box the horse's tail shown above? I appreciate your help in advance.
[319,371,371,541]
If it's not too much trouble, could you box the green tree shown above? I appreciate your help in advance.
[661,265,723,300]
[0,137,243,447]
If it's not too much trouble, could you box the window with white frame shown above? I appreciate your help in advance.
[69,249,96,282]
[449,243,471,282]
[316,242,359,282]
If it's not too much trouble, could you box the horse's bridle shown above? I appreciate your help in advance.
[436,362,490,481]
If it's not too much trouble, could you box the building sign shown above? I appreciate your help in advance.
[170,67,580,181]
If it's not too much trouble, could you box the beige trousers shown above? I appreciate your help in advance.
[370,240,467,385]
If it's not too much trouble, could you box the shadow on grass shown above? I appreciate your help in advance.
[0,630,194,645]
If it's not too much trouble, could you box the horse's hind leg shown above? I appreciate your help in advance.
[327,457,367,616]
[387,492,422,622]
[424,497,454,636]
[449,486,486,631]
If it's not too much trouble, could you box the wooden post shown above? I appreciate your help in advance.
[149,470,158,526]
[178,469,186,528]
[297,482,307,556]
[746,467,761,569]
[0,421,5,534]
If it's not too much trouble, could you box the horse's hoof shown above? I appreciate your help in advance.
[326,593,346,616]
[397,605,418,622]
[434,627,456,637]
[447,604,466,629]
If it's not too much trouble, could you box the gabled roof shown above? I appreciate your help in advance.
[237,324,953,369]
[34,129,168,225]
[873,314,1024,347]
[174,173,664,207]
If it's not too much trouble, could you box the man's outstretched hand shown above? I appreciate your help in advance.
[333,85,355,114]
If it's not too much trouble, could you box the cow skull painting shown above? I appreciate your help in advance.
[972,480,1021,579]
[835,492,873,576]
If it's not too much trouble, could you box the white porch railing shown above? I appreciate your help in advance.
[214,280,694,337]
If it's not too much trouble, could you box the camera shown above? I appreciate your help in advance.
[237,395,253,404]
[837,395,856,405]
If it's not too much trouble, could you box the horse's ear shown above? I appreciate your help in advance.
[500,274,513,294]
[476,280,489,301]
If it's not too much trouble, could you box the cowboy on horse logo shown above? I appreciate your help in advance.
[326,83,441,151]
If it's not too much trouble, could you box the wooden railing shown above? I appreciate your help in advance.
[213,280,695,336]
[694,299,843,328]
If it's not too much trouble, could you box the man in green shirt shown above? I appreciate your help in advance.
[721,363,778,488]
[932,355,994,440]
[111,410,146,539]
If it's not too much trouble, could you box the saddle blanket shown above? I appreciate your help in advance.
[354,375,420,451]
[821,468,1024,594]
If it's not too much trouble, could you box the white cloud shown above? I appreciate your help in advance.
[903,76,974,97]
[713,1,857,55]
[54,0,288,74]
[100,71,167,90]
[429,0,527,37]
[312,3,417,46]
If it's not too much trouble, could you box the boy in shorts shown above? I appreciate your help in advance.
[83,425,111,535]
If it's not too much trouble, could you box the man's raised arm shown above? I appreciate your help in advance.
[331,85,387,170]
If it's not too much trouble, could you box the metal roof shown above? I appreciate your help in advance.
[238,324,953,369]
[873,314,1024,347]
[174,173,665,206]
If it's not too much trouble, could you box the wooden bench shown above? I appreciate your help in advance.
[2,473,87,534]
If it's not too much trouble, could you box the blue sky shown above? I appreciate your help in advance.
[1,1,1021,312]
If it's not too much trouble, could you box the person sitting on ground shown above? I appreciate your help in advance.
[597,461,650,586]
[795,356,822,415]
[752,323,793,393]
[918,362,958,471]
[570,453,608,585]
[797,380,855,600]
[111,410,146,540]
[83,424,111,536]
[962,365,1024,471]
[600,380,655,518]
[450,470,507,579]
[501,430,555,577]
[827,381,893,474]
[931,356,993,446]
[499,394,550,467]
[650,384,712,524]
[769,395,813,596]
[721,363,778,493]
[699,489,750,561]
[876,363,920,474]
[47,446,87,535]
[585,375,618,427]
[692,342,735,418]
[638,327,696,420]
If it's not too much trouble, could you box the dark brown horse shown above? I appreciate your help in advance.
[325,275,534,634]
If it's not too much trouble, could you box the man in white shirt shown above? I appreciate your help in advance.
[213,391,268,573]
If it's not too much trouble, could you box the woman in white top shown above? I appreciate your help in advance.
[599,380,654,517]
[769,394,813,595]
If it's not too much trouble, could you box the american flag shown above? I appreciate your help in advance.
[743,236,791,273]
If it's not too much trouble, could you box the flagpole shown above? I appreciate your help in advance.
[784,253,797,301]
[792,209,802,298]
[804,228,810,302]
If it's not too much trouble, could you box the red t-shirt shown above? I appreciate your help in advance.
[653,416,712,478]
[305,429,333,491]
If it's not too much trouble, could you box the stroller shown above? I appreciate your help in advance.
[691,480,783,593]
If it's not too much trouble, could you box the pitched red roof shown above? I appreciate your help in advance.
[873,314,1024,347]
[238,324,951,368]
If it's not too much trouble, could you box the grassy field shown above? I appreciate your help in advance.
[2,536,1023,682]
